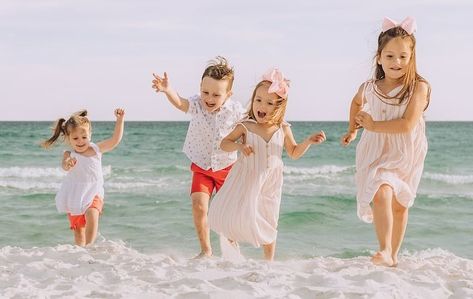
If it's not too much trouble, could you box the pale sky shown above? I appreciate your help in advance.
[1,0,472,121]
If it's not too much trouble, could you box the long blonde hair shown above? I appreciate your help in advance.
[42,110,91,148]
[247,81,287,126]
[374,26,430,104]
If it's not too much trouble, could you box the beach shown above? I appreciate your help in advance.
[1,241,472,298]
[1,121,472,298]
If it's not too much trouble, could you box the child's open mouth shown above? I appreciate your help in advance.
[205,102,216,108]
[257,111,266,119]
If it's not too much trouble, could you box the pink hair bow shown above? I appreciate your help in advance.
[262,68,290,99]
[382,16,417,35]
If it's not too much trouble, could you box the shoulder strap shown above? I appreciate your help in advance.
[361,80,372,107]
[89,142,102,156]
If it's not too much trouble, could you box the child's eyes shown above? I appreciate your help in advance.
[268,102,274,106]
[256,99,262,102]
[202,91,209,95]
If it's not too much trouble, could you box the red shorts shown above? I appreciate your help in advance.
[67,195,103,230]
[190,163,232,195]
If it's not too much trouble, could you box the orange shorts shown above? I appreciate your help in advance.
[190,163,232,195]
[67,195,103,230]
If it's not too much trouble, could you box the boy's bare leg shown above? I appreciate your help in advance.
[73,228,86,247]
[371,184,394,266]
[85,208,100,245]
[263,242,276,261]
[391,196,408,266]
[191,192,212,257]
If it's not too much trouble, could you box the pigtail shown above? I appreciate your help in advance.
[41,118,66,148]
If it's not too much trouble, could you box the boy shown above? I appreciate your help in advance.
[152,56,244,257]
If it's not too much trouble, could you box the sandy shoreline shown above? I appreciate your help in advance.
[1,240,472,298]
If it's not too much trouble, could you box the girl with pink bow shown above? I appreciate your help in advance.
[341,17,431,267]
[208,67,326,261]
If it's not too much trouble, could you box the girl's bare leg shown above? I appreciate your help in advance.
[85,208,100,245]
[263,241,276,261]
[371,184,394,266]
[391,196,408,266]
[73,227,86,246]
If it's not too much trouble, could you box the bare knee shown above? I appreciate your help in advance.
[392,199,408,216]
[191,193,209,215]
[373,184,393,206]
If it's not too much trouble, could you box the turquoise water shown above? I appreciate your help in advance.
[1,121,472,259]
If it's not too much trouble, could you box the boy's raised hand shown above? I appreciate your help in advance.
[152,72,170,93]
[307,131,326,145]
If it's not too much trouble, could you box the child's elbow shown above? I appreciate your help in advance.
[287,151,301,160]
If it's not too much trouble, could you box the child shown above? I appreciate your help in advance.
[208,68,326,261]
[151,57,244,258]
[42,109,125,246]
[340,17,431,267]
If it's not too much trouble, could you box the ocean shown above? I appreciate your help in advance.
[1,121,472,298]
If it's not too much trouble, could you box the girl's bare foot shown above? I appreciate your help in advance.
[192,251,212,259]
[391,256,398,267]
[371,250,394,267]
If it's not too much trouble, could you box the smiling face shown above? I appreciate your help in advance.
[200,76,232,112]
[251,83,280,124]
[67,125,91,153]
[378,36,413,81]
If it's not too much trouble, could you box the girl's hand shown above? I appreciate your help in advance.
[340,131,357,147]
[355,111,374,131]
[306,131,326,145]
[239,144,254,156]
[64,156,77,170]
[115,108,125,120]
[152,72,170,93]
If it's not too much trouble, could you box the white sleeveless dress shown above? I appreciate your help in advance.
[356,81,428,223]
[55,143,104,216]
[208,120,285,247]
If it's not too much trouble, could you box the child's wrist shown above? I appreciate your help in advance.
[348,128,358,134]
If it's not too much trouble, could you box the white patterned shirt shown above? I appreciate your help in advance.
[183,95,245,171]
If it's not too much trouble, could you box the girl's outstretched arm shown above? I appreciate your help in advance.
[355,81,429,133]
[341,83,364,146]
[152,72,189,113]
[97,108,125,153]
[220,124,253,156]
[283,124,326,160]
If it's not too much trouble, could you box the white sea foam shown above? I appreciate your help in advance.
[0,177,183,192]
[284,165,352,175]
[0,166,112,178]
[424,172,473,185]
[1,241,471,298]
